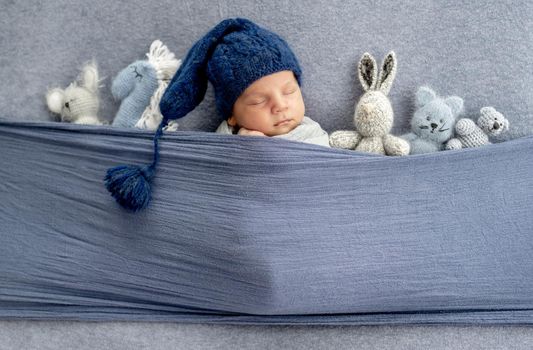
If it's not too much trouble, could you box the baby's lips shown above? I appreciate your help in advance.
[274,118,291,127]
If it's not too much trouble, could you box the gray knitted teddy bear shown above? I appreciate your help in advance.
[401,86,464,154]
[329,51,410,156]
[445,107,509,150]
[46,61,105,125]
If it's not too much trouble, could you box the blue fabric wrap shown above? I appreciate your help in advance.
[1,120,533,325]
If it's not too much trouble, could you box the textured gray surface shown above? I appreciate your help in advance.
[1,321,533,350]
[1,0,532,140]
[1,0,533,347]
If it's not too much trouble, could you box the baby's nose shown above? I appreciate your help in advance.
[431,123,438,129]
[273,97,288,112]
[274,105,288,113]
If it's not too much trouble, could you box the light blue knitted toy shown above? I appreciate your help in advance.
[111,40,181,129]
[401,86,464,154]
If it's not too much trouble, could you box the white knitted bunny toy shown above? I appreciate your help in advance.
[329,51,409,156]
[445,107,509,150]
[46,61,105,125]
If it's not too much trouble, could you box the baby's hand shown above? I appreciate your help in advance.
[237,128,265,137]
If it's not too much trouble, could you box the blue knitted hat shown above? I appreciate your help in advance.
[105,18,303,212]
[159,17,302,121]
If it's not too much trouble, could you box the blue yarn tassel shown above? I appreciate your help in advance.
[104,121,166,211]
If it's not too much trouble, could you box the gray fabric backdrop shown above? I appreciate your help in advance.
[1,0,532,140]
[1,0,533,348]
[2,322,533,350]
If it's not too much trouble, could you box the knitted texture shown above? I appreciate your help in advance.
[105,18,303,212]
[45,61,104,125]
[159,17,302,122]
[135,78,179,131]
[134,41,181,131]
[104,121,166,211]
[329,52,409,156]
[401,86,464,154]
[112,62,158,127]
[446,107,510,149]
[112,40,181,129]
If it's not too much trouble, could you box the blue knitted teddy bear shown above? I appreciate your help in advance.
[401,86,464,154]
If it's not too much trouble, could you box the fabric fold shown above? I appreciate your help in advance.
[1,121,532,324]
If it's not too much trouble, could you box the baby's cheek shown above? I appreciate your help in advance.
[239,112,269,132]
[295,96,305,118]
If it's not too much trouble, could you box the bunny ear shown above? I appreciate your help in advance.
[79,61,99,93]
[46,88,65,114]
[377,51,397,95]
[358,53,377,92]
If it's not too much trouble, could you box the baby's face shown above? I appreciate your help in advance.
[229,70,305,136]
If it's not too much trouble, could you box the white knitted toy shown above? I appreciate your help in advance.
[329,51,410,156]
[46,61,105,125]
[446,107,509,150]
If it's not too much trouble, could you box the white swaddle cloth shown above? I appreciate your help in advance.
[215,116,330,147]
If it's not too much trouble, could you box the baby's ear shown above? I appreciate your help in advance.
[227,116,237,127]
[46,88,65,114]
[415,86,436,108]
[445,96,464,117]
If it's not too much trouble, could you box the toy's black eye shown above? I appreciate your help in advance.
[440,119,444,123]
[132,66,143,80]
[65,102,70,109]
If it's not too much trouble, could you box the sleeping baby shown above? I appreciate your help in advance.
[215,70,329,147]
[163,17,330,147]
[106,17,330,211]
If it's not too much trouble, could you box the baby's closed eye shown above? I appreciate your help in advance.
[248,99,266,105]
[283,87,297,95]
